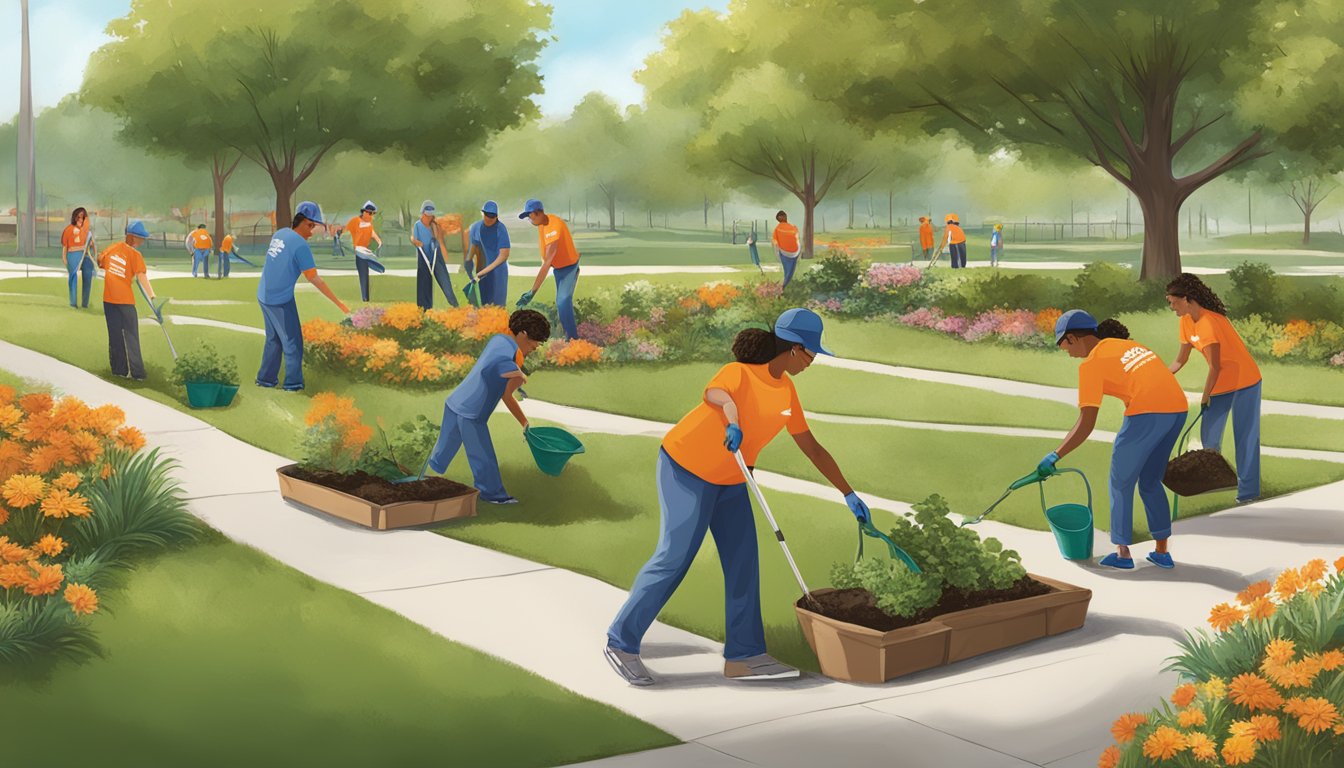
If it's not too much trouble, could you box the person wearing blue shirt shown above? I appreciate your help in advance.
[466,201,512,306]
[990,223,1004,267]
[412,200,458,310]
[427,309,551,504]
[255,201,350,391]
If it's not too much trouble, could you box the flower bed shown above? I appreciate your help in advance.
[1098,558,1344,767]
[0,385,196,663]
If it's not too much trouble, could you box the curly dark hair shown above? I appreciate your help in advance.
[733,328,794,364]
[1095,319,1131,340]
[509,309,551,342]
[70,207,87,226]
[1166,273,1227,315]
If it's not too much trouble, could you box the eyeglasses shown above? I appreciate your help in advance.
[483,213,497,219]
[800,348,816,361]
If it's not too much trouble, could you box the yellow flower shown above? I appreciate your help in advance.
[381,302,425,331]
[1301,558,1328,582]
[1306,581,1324,597]
[1229,673,1283,711]
[1246,714,1281,743]
[52,472,81,491]
[1335,555,1344,573]
[1287,697,1339,734]
[24,562,63,596]
[1208,602,1245,632]
[1184,732,1216,761]
[1,473,46,508]
[1247,597,1277,621]
[401,348,443,382]
[0,537,32,563]
[1274,568,1302,601]
[1221,735,1256,765]
[1141,726,1186,760]
[1265,638,1296,665]
[1236,580,1271,606]
[33,534,66,557]
[1110,712,1147,744]
[0,562,32,589]
[40,489,91,519]
[114,425,146,453]
[1096,745,1120,768]
[1315,650,1344,671]
[1172,683,1198,708]
[0,404,23,429]
[63,582,98,615]
[1178,707,1207,728]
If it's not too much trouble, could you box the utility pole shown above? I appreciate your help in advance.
[1125,196,1131,239]
[17,0,37,261]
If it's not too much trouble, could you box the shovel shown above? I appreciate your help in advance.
[391,457,431,485]
[135,282,177,360]
[733,450,819,609]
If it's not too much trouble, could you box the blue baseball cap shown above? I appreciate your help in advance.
[774,307,834,356]
[519,199,544,219]
[482,200,499,216]
[295,201,324,225]
[125,220,151,238]
[1054,309,1098,344]
[361,200,377,213]
[420,200,436,214]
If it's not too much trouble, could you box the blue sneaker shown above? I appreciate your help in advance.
[1099,553,1135,570]
[1146,552,1175,569]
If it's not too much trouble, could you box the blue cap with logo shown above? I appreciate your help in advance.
[420,200,436,214]
[361,200,377,213]
[125,220,151,238]
[774,307,834,356]
[295,201,324,225]
[1054,309,1099,344]
[519,199,544,219]
[482,200,499,216]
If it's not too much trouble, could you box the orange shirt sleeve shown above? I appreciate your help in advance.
[786,382,809,435]
[1077,359,1104,409]
[705,363,747,409]
[130,249,146,276]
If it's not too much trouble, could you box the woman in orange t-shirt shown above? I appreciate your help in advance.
[771,210,802,287]
[1165,274,1261,503]
[61,207,95,309]
[605,309,871,686]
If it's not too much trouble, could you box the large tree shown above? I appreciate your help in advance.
[82,0,549,227]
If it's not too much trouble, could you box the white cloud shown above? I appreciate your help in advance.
[534,34,657,118]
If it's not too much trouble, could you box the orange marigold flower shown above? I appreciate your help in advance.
[1209,602,1245,632]
[1184,732,1216,761]
[63,582,98,615]
[1288,697,1339,734]
[24,562,63,596]
[18,392,53,415]
[0,384,14,406]
[1141,726,1187,760]
[382,302,425,331]
[0,507,8,526]
[1110,712,1147,743]
[1246,714,1281,743]
[0,404,23,430]
[1316,650,1344,671]
[1335,555,1344,573]
[0,537,32,563]
[25,444,62,475]
[402,348,443,382]
[114,425,146,453]
[1236,580,1271,606]
[364,339,401,372]
[68,430,103,465]
[52,472,82,491]
[33,534,66,557]
[1096,745,1121,768]
[1221,735,1256,765]
[87,404,126,437]
[1229,673,1284,711]
[1247,597,1277,621]
[49,396,91,431]
[99,463,113,480]
[1172,683,1198,708]
[40,489,91,519]
[1265,639,1296,665]
[1263,658,1319,689]
[1178,707,1207,728]
[0,561,31,589]
[1274,568,1302,601]
[1301,558,1328,582]
[1306,581,1325,597]
[2,474,46,508]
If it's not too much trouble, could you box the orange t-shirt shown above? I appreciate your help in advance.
[662,363,810,485]
[344,216,376,248]
[61,225,88,252]
[919,222,934,248]
[97,242,146,306]
[772,222,800,253]
[221,234,234,252]
[538,215,579,269]
[1077,338,1188,416]
[1179,312,1261,395]
[190,230,212,249]
[945,224,966,244]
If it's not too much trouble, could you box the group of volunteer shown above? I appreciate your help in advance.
[916,214,1004,268]
[183,225,241,279]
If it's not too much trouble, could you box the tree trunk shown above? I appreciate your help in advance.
[211,154,241,248]
[1303,210,1312,245]
[801,185,817,259]
[1137,188,1183,281]
[271,171,298,232]
[607,192,617,233]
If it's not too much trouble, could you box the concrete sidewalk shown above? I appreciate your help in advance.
[4,340,1343,768]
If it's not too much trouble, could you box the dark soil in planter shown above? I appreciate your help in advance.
[801,577,1055,632]
[283,467,475,505]
[1164,449,1239,496]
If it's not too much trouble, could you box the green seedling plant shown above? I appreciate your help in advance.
[171,341,240,386]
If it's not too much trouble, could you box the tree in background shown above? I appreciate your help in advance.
[82,0,549,227]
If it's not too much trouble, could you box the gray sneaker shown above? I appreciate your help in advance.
[604,645,654,686]
[724,653,799,681]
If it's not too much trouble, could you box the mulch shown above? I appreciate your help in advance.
[283,467,474,505]
[800,577,1055,632]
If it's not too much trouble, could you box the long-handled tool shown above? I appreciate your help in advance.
[354,245,387,274]
[135,281,177,360]
[733,450,816,607]
[417,244,457,305]
[230,245,259,268]
[747,238,763,273]
[964,467,1095,561]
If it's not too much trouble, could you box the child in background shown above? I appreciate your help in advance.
[990,224,1003,267]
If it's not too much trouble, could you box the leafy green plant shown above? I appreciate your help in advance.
[800,250,864,295]
[70,448,198,562]
[1068,261,1164,319]
[943,272,1071,315]
[357,416,442,481]
[171,341,240,386]
[1228,261,1285,321]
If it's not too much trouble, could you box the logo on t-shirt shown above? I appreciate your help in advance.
[1189,335,1201,343]
[1121,345,1156,372]
[266,238,286,260]
[780,409,792,416]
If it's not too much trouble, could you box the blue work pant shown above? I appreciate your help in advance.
[67,254,94,307]
[990,245,1001,267]
[480,263,509,307]
[218,249,232,278]
[1203,380,1262,501]
[950,242,967,268]
[192,248,211,278]
[356,255,372,302]
[608,449,766,661]
[778,250,799,288]
[1109,411,1185,546]
[256,299,304,391]
[416,248,457,309]
[428,405,507,501]
[554,263,580,339]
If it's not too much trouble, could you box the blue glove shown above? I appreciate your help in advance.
[1037,451,1060,477]
[516,290,535,307]
[723,423,743,453]
[844,492,870,524]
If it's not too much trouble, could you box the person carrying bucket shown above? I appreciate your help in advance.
[426,309,551,505]
[97,220,158,381]
[1043,310,1187,570]
[918,216,934,262]
[467,201,511,306]
[936,213,967,268]
[604,308,873,686]
[61,207,95,309]
[188,224,213,278]
[338,201,384,302]
[411,200,458,310]
[516,199,580,339]
[1164,274,1262,504]
[771,210,802,287]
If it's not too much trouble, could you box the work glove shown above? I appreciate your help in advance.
[516,290,535,307]
[844,492,871,524]
[723,423,743,453]
[1037,451,1060,478]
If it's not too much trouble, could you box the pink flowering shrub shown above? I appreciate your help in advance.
[864,263,923,292]
[349,306,386,330]
[1332,351,1344,368]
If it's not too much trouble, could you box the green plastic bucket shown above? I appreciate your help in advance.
[1040,469,1094,561]
[216,384,240,407]
[185,382,221,409]
[525,426,585,476]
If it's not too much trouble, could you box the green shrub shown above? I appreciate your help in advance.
[1068,262,1164,318]
[171,341,239,386]
[800,250,864,295]
[71,448,198,563]
[942,272,1071,315]
[358,416,442,481]
[1228,261,1285,321]
[1294,281,1344,325]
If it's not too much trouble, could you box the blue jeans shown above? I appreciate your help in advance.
[950,242,967,268]
[554,263,580,339]
[192,248,211,278]
[416,248,457,309]
[218,249,232,278]
[67,254,94,307]
[428,404,507,501]
[256,300,304,390]
[989,245,1000,266]
[1203,380,1262,501]
[778,251,799,287]
[1109,411,1185,546]
[480,263,509,307]
[607,449,766,660]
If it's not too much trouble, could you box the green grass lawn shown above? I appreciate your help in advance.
[0,535,674,767]
[1211,231,1344,253]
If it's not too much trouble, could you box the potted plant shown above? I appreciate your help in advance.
[172,341,241,408]
[795,495,1092,683]
[275,394,478,529]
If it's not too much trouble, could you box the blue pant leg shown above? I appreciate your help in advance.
[256,303,284,387]
[67,258,79,306]
[1108,416,1147,546]
[709,482,767,660]
[416,253,433,309]
[432,254,458,307]
[356,256,370,302]
[459,414,508,501]
[79,258,94,307]
[276,299,304,390]
[427,404,464,474]
[1232,381,1262,500]
[1201,391,1234,452]
[608,450,717,654]
[554,264,580,339]
[779,253,797,287]
[1138,413,1185,541]
[483,263,509,306]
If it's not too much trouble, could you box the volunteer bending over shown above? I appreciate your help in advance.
[1043,310,1187,570]
[605,308,872,686]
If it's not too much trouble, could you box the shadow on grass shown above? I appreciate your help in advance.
[436,462,642,527]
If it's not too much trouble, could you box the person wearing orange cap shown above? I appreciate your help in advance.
[917,216,934,263]
[60,207,95,308]
[936,213,967,268]
[771,210,802,287]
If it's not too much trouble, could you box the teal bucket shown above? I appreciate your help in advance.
[1040,469,1094,561]
[216,384,240,407]
[185,382,221,409]
[525,426,585,476]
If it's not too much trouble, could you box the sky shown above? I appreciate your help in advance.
[0,0,729,123]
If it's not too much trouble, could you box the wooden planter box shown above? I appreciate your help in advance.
[795,574,1091,683]
[276,464,478,530]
